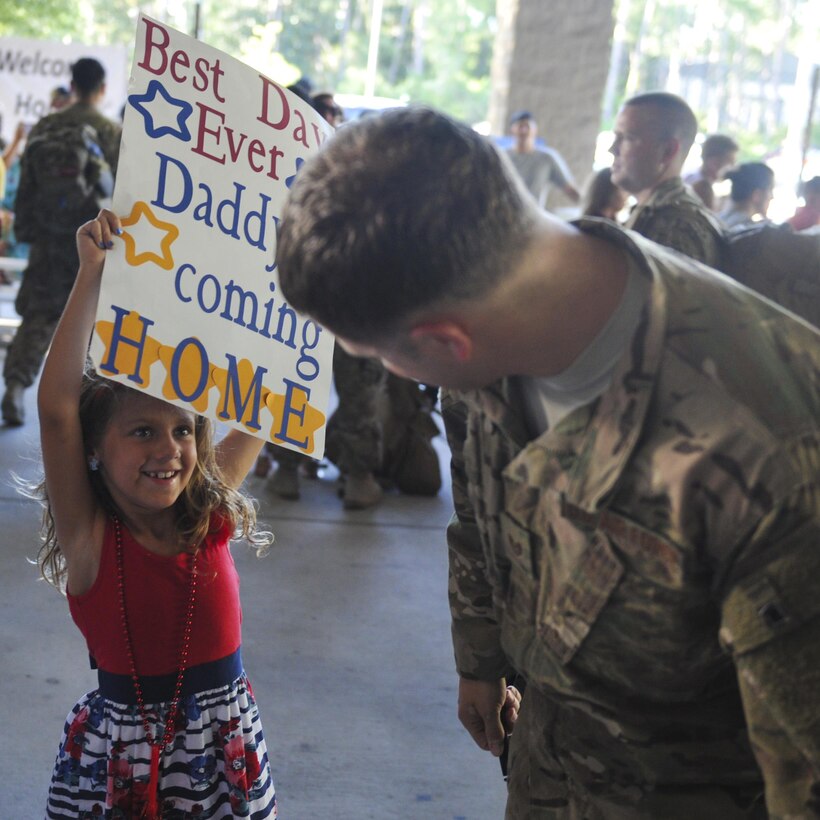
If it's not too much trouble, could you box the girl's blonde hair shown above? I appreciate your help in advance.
[36,365,272,590]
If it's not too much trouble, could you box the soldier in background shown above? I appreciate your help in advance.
[611,92,724,267]
[2,58,120,426]
[258,89,387,509]
[275,106,820,819]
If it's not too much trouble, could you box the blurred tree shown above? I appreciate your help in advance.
[1,0,814,148]
[602,0,815,162]
[0,0,497,124]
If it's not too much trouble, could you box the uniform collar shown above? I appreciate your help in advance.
[454,220,670,512]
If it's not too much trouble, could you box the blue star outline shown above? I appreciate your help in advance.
[285,157,306,189]
[128,79,194,142]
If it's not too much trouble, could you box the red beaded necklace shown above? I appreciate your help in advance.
[113,515,198,818]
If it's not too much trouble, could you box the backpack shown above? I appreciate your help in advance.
[718,223,820,328]
[14,120,113,241]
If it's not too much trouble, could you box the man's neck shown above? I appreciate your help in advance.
[513,139,535,154]
[473,218,631,379]
[635,173,680,205]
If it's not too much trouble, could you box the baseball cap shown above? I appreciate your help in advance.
[509,110,534,124]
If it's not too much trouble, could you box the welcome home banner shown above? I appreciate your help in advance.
[90,14,335,457]
[0,37,127,143]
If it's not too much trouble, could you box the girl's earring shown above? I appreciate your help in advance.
[88,456,100,472]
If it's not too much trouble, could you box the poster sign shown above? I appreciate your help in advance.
[89,15,335,458]
[0,37,127,142]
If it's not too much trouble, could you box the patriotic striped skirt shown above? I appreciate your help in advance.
[45,670,277,819]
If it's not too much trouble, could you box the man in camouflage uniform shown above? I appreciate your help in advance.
[257,88,385,509]
[2,57,120,425]
[275,107,820,819]
[611,92,725,268]
[263,345,387,509]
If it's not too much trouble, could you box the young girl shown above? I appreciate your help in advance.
[38,210,277,819]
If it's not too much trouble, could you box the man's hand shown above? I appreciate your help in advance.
[457,677,507,757]
[501,684,522,734]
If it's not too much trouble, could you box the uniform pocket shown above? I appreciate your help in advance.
[538,531,625,665]
[500,506,625,667]
[499,511,539,624]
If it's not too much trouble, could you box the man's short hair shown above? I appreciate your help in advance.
[71,58,106,96]
[623,92,698,155]
[701,133,739,160]
[277,106,534,343]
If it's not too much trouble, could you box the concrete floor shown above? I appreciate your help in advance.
[0,369,508,817]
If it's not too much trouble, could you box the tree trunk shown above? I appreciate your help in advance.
[624,0,656,97]
[336,0,357,87]
[412,0,429,75]
[388,0,415,85]
[602,0,631,122]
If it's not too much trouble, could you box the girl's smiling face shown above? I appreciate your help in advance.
[91,390,198,520]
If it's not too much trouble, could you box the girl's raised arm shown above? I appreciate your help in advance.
[37,211,122,575]
[215,429,267,490]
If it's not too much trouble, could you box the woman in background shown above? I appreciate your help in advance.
[719,162,775,229]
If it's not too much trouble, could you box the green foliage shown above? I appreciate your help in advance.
[0,0,497,124]
[606,0,815,158]
[0,0,84,39]
[1,0,813,148]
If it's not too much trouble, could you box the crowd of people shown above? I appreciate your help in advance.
[1,56,819,820]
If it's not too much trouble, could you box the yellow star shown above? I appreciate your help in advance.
[120,201,180,271]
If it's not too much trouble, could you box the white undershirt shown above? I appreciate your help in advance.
[518,260,649,436]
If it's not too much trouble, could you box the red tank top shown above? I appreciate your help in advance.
[68,517,242,676]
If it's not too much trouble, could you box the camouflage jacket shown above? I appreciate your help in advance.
[625,176,725,267]
[28,101,121,170]
[14,102,121,239]
[443,219,820,817]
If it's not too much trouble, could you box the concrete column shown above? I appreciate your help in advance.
[489,0,616,210]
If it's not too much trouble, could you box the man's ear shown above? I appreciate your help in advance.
[410,320,473,363]
[662,136,681,165]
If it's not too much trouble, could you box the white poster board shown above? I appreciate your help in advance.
[0,38,127,142]
[89,15,335,458]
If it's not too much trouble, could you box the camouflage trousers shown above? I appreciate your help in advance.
[323,344,386,476]
[4,239,78,387]
[268,345,385,474]
[505,685,767,820]
[3,309,61,387]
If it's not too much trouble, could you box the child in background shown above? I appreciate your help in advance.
[37,210,277,818]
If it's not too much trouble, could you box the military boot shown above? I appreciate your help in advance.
[343,472,384,510]
[269,462,300,500]
[1,380,25,426]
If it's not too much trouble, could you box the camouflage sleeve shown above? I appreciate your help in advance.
[11,139,38,243]
[442,392,509,681]
[644,208,724,269]
[100,121,122,174]
[719,491,820,818]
